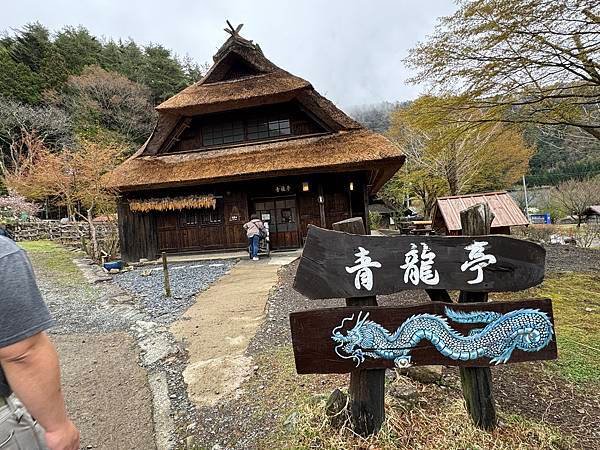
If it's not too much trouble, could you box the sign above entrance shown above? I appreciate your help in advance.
[293,226,546,299]
[274,184,292,193]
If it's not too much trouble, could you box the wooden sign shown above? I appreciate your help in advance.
[290,299,556,374]
[293,226,545,299]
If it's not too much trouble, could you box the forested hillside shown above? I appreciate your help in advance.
[0,22,205,159]
[351,102,600,191]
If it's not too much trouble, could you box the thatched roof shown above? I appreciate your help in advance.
[106,130,404,193]
[156,28,307,114]
[156,71,311,114]
[107,26,404,192]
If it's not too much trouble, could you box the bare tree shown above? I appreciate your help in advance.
[59,65,156,145]
[555,177,600,226]
[0,96,74,149]
[406,0,600,140]
[3,131,123,259]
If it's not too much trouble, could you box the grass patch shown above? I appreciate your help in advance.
[253,346,572,450]
[493,272,600,385]
[280,397,569,450]
[18,240,87,288]
[536,273,600,385]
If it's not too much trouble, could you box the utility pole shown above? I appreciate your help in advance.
[522,175,530,222]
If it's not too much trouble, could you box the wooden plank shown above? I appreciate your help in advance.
[332,217,385,436]
[293,225,545,299]
[289,299,556,374]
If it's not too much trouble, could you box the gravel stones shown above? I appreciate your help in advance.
[113,261,235,323]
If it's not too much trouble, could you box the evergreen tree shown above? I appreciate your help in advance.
[117,40,144,84]
[7,22,51,73]
[181,54,205,84]
[99,39,122,72]
[39,46,69,90]
[54,26,102,74]
[141,44,187,103]
[0,47,41,104]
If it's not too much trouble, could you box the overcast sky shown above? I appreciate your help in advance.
[2,0,457,109]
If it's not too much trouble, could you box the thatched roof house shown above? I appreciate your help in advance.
[108,24,404,262]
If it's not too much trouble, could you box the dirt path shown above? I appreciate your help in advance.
[170,258,286,407]
[54,333,155,450]
[19,242,158,449]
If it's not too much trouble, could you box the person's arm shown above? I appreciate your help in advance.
[0,332,79,450]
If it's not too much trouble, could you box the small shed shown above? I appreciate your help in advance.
[431,191,529,235]
[368,201,399,228]
[584,205,600,224]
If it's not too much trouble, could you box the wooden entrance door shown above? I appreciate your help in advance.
[253,196,300,249]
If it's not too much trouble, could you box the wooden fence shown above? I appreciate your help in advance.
[10,220,118,249]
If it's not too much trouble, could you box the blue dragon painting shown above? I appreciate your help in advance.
[331,307,554,368]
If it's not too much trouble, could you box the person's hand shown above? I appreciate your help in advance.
[44,419,80,450]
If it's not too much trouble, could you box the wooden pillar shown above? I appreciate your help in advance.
[363,178,371,235]
[332,217,385,435]
[458,203,497,430]
[162,252,172,297]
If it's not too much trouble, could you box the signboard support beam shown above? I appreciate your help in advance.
[458,203,497,430]
[333,217,385,436]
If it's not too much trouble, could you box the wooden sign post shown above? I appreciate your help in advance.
[458,203,496,429]
[290,212,556,436]
[332,218,384,436]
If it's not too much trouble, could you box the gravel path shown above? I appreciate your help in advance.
[113,261,235,323]
[249,259,430,354]
[23,243,236,449]
[55,333,155,450]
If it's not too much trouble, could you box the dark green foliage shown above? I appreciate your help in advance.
[141,44,188,103]
[39,46,69,90]
[181,54,206,85]
[0,22,203,106]
[6,22,52,73]
[54,26,102,74]
[0,48,41,104]
[0,21,207,159]
[115,40,145,84]
[525,125,600,186]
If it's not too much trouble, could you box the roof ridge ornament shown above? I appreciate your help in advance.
[224,20,243,38]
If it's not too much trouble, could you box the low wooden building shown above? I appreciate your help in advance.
[106,25,404,262]
[431,191,529,235]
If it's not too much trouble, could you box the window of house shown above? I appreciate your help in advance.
[181,207,223,226]
[183,211,198,226]
[281,208,293,223]
[199,208,223,224]
[247,116,291,140]
[201,120,244,146]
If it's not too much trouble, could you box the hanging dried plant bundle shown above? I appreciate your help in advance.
[130,195,216,212]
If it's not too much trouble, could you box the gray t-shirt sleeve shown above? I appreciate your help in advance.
[0,248,54,348]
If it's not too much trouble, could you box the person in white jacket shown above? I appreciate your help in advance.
[243,214,265,261]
